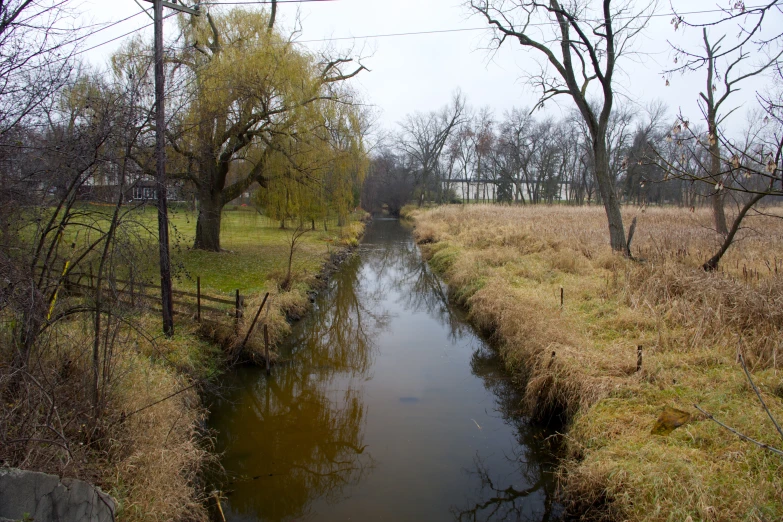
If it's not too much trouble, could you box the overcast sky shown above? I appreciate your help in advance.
[77,0,782,132]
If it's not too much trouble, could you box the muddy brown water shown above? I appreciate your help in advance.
[207,218,561,522]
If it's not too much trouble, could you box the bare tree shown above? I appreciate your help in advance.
[470,0,656,253]
[667,29,781,234]
[494,108,534,203]
[281,222,310,291]
[398,92,465,206]
[0,1,81,137]
[647,10,783,269]
[361,148,415,215]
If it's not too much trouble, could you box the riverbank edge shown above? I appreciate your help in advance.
[195,220,368,366]
[403,206,783,521]
[193,217,369,517]
[87,218,370,521]
[402,211,635,520]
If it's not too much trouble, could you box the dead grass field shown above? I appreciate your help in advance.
[408,204,783,521]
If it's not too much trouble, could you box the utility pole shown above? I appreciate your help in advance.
[144,0,200,337]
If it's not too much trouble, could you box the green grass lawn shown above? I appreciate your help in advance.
[161,206,361,296]
[57,204,362,298]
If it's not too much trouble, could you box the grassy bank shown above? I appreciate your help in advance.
[1,205,366,521]
[407,204,783,521]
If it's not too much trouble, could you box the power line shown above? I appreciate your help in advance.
[76,2,778,57]
[293,4,781,44]
[74,11,180,57]
[19,9,151,65]
[202,0,336,4]
[297,26,486,44]
[89,9,150,36]
[73,0,330,57]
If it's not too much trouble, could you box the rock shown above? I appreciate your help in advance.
[0,468,116,522]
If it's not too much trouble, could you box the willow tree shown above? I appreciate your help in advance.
[167,7,365,251]
[321,95,369,226]
[256,93,368,231]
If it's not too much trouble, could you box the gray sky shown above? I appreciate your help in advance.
[78,0,781,131]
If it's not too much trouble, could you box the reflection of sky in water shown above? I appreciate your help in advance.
[208,219,560,522]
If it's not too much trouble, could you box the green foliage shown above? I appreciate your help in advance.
[133,6,371,249]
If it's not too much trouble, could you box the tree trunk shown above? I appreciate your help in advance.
[594,140,627,253]
[712,191,728,234]
[709,139,728,234]
[703,192,765,270]
[194,188,223,251]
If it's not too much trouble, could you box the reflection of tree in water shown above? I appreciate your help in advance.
[362,219,470,341]
[450,347,561,522]
[212,219,560,522]
[452,453,557,522]
[282,249,389,378]
[361,220,559,522]
[211,248,389,521]
[214,371,373,521]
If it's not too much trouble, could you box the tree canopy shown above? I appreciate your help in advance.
[162,7,367,250]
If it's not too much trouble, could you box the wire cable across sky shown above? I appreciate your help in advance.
[77,2,778,58]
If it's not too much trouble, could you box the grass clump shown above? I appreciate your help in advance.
[410,204,783,521]
[0,319,212,522]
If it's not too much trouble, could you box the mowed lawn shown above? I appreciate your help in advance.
[76,204,363,297]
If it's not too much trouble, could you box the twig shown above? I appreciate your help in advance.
[113,368,220,425]
[693,404,783,457]
[213,491,227,522]
[738,353,783,442]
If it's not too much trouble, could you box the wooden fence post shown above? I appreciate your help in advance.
[196,276,201,322]
[235,289,241,329]
[560,286,564,309]
[263,324,270,375]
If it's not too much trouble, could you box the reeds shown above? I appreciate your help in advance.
[410,204,783,521]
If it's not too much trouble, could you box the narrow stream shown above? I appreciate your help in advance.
[207,219,561,522]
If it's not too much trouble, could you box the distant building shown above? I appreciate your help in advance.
[129,180,158,201]
[443,179,571,203]
[81,177,185,203]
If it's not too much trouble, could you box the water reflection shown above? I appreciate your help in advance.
[209,248,386,521]
[451,347,561,522]
[208,219,559,522]
[363,219,470,340]
[284,251,389,378]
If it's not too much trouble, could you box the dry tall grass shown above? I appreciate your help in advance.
[409,204,783,521]
[0,320,213,522]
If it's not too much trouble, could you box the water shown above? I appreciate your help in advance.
[207,219,560,522]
